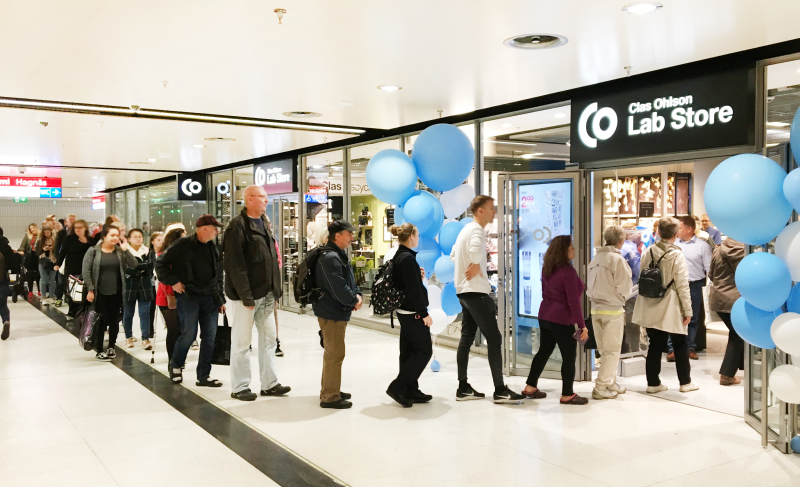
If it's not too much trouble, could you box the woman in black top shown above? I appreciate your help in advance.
[386,223,434,408]
[55,219,93,317]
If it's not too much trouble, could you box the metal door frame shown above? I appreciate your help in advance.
[498,169,592,381]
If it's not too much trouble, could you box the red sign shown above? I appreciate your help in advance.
[307,186,327,195]
[92,195,106,205]
[0,177,62,188]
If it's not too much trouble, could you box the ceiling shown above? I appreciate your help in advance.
[1,0,799,190]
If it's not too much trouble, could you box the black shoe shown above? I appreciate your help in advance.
[493,386,524,404]
[275,339,284,357]
[231,389,258,401]
[197,378,223,387]
[340,392,352,400]
[319,330,324,348]
[320,398,352,409]
[408,390,433,403]
[1,321,9,340]
[168,363,183,384]
[106,348,116,359]
[95,352,112,362]
[386,388,413,407]
[456,383,485,401]
[261,384,291,396]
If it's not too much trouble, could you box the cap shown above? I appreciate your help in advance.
[328,220,357,234]
[195,214,223,228]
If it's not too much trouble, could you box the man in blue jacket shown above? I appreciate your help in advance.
[313,221,361,409]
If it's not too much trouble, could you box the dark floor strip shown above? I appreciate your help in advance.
[29,299,347,487]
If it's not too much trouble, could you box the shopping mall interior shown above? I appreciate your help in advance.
[3,2,800,486]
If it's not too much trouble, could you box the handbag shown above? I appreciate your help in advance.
[167,294,177,310]
[68,275,84,302]
[77,304,101,351]
[210,313,231,366]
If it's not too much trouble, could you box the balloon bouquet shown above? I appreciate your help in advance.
[704,106,800,410]
[366,124,477,371]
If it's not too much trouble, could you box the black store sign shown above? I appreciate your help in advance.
[254,158,297,194]
[177,172,207,201]
[570,68,755,163]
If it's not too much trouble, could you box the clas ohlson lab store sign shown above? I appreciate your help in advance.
[570,67,755,163]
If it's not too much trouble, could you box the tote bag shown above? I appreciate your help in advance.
[210,314,231,366]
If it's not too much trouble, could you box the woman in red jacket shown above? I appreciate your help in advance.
[156,228,185,365]
[523,235,589,405]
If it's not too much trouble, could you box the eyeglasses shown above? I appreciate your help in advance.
[700,220,710,223]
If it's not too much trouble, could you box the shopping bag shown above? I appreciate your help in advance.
[68,275,84,303]
[210,314,231,366]
[77,304,101,351]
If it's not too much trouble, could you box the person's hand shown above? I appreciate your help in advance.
[220,305,226,314]
[354,295,363,311]
[465,263,481,281]
[172,282,185,294]
[53,266,59,271]
[118,240,127,251]
[245,305,255,310]
[420,268,425,280]
[683,316,691,326]
[86,290,95,302]
[422,315,433,327]
[580,327,589,341]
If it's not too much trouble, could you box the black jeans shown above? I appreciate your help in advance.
[93,292,122,353]
[159,305,181,362]
[389,313,433,395]
[646,328,691,386]
[0,281,10,323]
[527,320,577,396]
[718,312,744,377]
[457,293,505,392]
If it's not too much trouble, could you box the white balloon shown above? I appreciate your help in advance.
[775,222,800,282]
[426,285,442,310]
[441,184,475,219]
[769,365,800,404]
[428,308,456,335]
[771,312,800,355]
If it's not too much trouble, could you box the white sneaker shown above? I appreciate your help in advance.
[646,384,668,394]
[190,340,199,350]
[608,383,627,395]
[679,382,699,393]
[592,388,618,400]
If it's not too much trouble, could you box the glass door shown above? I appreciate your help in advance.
[499,170,592,380]
[267,196,300,311]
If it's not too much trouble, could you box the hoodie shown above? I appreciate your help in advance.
[708,238,745,313]
[587,246,632,312]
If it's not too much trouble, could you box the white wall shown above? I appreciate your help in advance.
[0,199,105,248]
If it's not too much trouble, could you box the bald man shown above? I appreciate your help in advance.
[223,185,290,401]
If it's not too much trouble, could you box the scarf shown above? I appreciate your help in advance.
[128,243,150,260]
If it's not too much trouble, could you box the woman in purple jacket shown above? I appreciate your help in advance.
[523,235,589,405]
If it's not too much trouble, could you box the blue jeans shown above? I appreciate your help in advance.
[38,263,57,298]
[172,293,219,381]
[668,280,704,353]
[123,296,152,339]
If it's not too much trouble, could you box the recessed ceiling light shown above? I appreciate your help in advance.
[73,181,79,184]
[501,123,513,128]
[767,122,790,127]
[283,111,323,118]
[193,144,206,148]
[520,153,545,159]
[205,137,236,141]
[378,85,402,92]
[504,34,568,50]
[554,113,567,119]
[92,176,98,179]
[147,158,157,162]
[622,2,663,15]
[310,165,324,169]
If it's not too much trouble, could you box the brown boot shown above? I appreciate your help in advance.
[666,352,675,362]
[689,350,699,360]
[720,375,741,386]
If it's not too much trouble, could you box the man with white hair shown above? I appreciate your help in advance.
[223,185,290,402]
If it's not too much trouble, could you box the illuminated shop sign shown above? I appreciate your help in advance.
[254,158,297,194]
[177,173,207,201]
[92,194,106,210]
[0,177,61,188]
[571,68,754,163]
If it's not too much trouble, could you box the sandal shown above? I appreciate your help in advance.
[169,366,183,384]
[522,388,547,399]
[197,378,223,388]
[559,394,589,405]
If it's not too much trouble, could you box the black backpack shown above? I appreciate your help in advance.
[293,246,333,306]
[639,247,674,298]
[370,259,405,327]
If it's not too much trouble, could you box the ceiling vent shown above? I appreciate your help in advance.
[204,137,237,141]
[504,34,568,50]
[283,111,322,118]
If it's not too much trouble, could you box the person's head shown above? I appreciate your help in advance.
[128,228,144,248]
[40,224,53,239]
[603,225,626,250]
[89,222,99,235]
[328,220,357,250]
[150,232,164,253]
[101,226,120,246]
[194,215,223,243]
[469,195,496,227]
[677,216,696,241]
[65,214,76,228]
[658,216,680,242]
[27,223,39,236]
[46,215,55,223]
[313,225,329,247]
[700,214,712,231]
[71,219,88,238]
[164,221,186,237]
[163,228,186,250]
[627,232,642,246]
[390,223,419,248]
[542,235,574,277]
[111,221,126,237]
[243,185,268,216]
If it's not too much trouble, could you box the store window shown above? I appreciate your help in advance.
[305,150,343,250]
[148,180,178,233]
[125,190,136,233]
[210,170,233,231]
[233,166,253,217]
[137,187,150,238]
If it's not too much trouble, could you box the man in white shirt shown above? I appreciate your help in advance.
[675,216,712,360]
[450,195,523,405]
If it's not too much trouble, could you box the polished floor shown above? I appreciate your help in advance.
[3,300,800,487]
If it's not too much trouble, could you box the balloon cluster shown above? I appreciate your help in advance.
[366,124,476,335]
[706,107,800,404]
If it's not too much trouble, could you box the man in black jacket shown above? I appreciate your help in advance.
[224,185,291,402]
[313,221,361,409]
[156,215,226,387]
[53,213,75,307]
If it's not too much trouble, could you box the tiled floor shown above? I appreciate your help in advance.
[5,299,800,487]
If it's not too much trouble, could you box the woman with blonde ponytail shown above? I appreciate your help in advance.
[385,223,434,408]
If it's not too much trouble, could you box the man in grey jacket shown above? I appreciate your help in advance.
[313,220,361,409]
[224,185,290,402]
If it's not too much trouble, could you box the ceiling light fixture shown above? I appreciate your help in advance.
[554,113,567,118]
[767,122,790,127]
[622,2,663,15]
[504,34,568,50]
[283,111,323,118]
[193,144,206,148]
[205,138,236,141]
[73,181,79,184]
[378,85,402,92]
[520,153,545,159]
[147,158,157,162]
[274,8,286,24]
[501,123,513,128]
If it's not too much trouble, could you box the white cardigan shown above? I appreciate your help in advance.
[450,222,491,295]
[632,240,693,335]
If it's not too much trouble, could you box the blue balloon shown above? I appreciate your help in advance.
[791,107,800,167]
[393,205,405,225]
[784,168,800,213]
[461,217,473,226]
[430,359,441,372]
[412,124,475,192]
[704,153,792,245]
[791,435,800,454]
[788,283,800,314]
[735,253,792,312]
[409,190,444,239]
[731,298,781,349]
[439,221,465,255]
[441,281,462,316]
[415,237,440,254]
[434,255,455,283]
[417,251,441,279]
[402,195,433,232]
[366,149,418,205]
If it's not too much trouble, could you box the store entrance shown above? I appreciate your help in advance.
[266,195,300,312]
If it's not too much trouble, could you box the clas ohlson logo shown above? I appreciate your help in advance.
[577,95,734,149]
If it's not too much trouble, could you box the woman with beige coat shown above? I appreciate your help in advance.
[633,216,698,393]
[708,238,745,386]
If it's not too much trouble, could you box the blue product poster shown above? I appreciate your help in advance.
[517,180,572,318]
